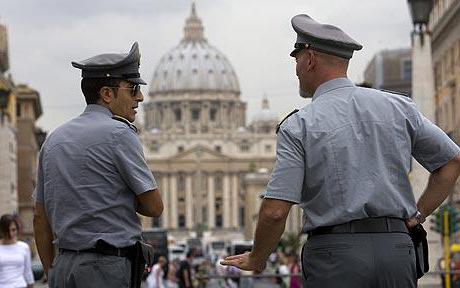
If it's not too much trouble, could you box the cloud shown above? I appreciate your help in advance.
[1,0,413,131]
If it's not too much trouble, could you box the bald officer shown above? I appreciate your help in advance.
[221,14,460,287]
[33,42,163,288]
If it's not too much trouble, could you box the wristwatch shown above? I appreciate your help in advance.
[414,210,426,224]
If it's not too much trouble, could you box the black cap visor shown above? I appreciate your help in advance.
[290,43,309,57]
[123,73,147,85]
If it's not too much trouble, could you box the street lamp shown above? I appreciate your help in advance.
[0,86,11,124]
[408,0,434,33]
[407,1,439,286]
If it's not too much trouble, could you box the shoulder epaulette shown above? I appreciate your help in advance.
[112,115,138,133]
[379,89,409,98]
[276,109,299,134]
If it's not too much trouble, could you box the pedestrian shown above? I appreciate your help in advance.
[166,259,180,288]
[195,258,211,288]
[276,253,289,288]
[32,42,163,288]
[146,256,167,288]
[176,251,194,288]
[225,263,240,288]
[0,214,34,288]
[221,13,460,288]
[287,254,301,288]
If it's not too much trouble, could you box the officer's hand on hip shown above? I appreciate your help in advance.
[406,210,426,229]
[405,217,420,229]
[220,252,266,274]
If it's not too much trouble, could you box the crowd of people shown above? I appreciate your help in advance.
[144,250,301,288]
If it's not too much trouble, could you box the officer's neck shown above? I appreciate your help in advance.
[310,68,348,94]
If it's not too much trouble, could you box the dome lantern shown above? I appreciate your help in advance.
[183,2,205,42]
[252,96,278,124]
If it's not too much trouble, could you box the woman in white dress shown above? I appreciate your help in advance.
[0,214,35,288]
[146,256,167,288]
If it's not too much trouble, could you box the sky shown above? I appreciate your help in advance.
[1,0,414,132]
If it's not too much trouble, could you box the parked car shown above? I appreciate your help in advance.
[169,245,186,261]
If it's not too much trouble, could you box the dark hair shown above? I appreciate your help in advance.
[81,78,122,104]
[186,250,194,258]
[0,214,19,239]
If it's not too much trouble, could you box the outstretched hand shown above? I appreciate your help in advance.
[220,252,266,274]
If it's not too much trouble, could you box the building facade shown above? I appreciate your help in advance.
[363,48,412,95]
[431,0,460,151]
[408,1,459,284]
[0,19,8,74]
[0,75,17,216]
[0,20,17,216]
[142,4,302,242]
[16,84,44,242]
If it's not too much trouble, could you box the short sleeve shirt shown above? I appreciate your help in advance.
[33,105,157,249]
[264,78,460,232]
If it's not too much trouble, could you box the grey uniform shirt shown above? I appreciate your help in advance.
[264,78,460,232]
[33,105,157,250]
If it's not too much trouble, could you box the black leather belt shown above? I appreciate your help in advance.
[307,217,408,237]
[59,240,134,258]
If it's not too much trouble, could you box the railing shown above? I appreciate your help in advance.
[197,273,302,279]
[194,271,460,288]
[195,273,301,288]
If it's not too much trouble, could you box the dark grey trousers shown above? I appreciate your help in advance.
[302,232,417,288]
[49,252,132,288]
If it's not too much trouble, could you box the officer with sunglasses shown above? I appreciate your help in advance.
[221,14,460,288]
[33,42,163,288]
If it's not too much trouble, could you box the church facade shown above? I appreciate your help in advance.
[141,4,302,241]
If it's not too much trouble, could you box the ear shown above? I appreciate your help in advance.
[99,87,114,104]
[307,50,316,71]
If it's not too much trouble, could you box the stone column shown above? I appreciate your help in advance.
[207,174,215,229]
[223,174,231,228]
[163,103,169,129]
[161,174,169,228]
[230,102,236,129]
[202,101,208,123]
[231,174,239,228]
[410,31,439,287]
[170,174,178,229]
[220,103,227,130]
[186,174,193,229]
[183,102,189,134]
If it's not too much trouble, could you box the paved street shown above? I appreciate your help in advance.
[36,279,444,288]
[34,280,48,288]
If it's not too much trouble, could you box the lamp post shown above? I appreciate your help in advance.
[408,0,434,28]
[407,0,435,120]
[408,0,434,45]
[407,0,441,286]
[0,86,10,125]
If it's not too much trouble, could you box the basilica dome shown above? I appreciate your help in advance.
[150,4,240,94]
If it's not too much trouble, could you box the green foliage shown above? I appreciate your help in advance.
[430,204,460,235]
[430,209,443,234]
[279,232,302,254]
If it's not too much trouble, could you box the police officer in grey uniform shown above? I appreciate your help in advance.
[221,14,460,287]
[33,42,163,288]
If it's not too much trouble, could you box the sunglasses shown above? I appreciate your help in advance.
[107,85,141,97]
